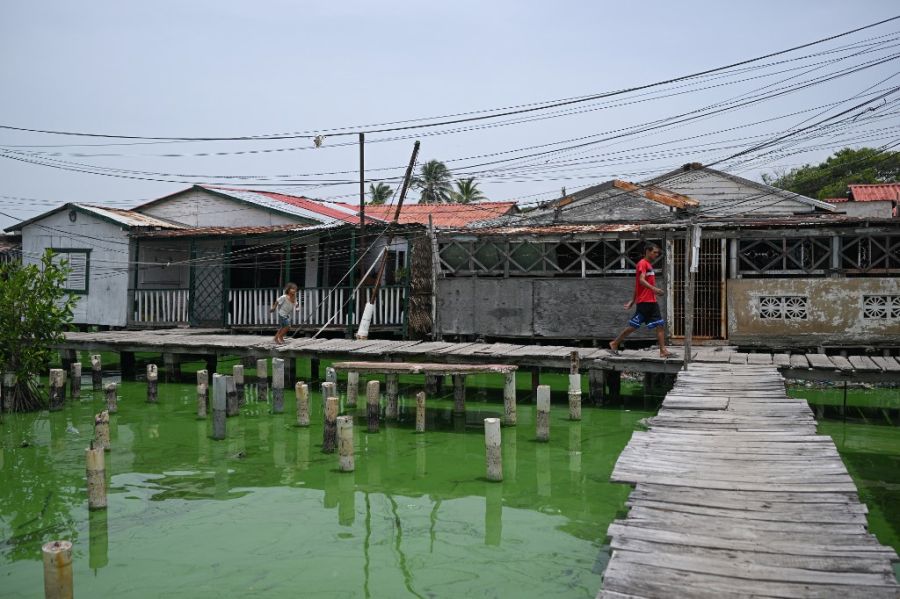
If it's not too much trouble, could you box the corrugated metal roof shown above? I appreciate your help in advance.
[202,186,385,225]
[77,205,187,228]
[364,202,516,228]
[849,184,900,201]
[133,223,329,238]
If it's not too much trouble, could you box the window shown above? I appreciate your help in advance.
[51,249,90,293]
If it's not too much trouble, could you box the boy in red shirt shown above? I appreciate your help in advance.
[609,243,674,358]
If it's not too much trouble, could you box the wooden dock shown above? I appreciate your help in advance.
[599,363,900,598]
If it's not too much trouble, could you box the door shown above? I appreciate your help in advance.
[190,241,224,327]
[671,236,726,339]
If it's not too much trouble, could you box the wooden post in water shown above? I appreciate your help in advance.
[225,375,238,417]
[503,372,516,426]
[321,381,336,411]
[452,374,466,413]
[196,369,208,418]
[484,417,502,482]
[366,380,380,433]
[49,369,65,411]
[94,410,110,451]
[568,352,582,421]
[323,397,338,453]
[85,441,107,510]
[535,385,550,442]
[104,383,117,414]
[588,369,604,406]
[346,372,359,408]
[295,382,309,426]
[42,540,73,599]
[337,415,354,471]
[272,358,285,414]
[415,391,426,433]
[212,374,226,440]
[146,364,158,403]
[69,363,81,399]
[233,365,245,407]
[90,355,102,391]
[325,366,337,386]
[386,373,399,420]
[256,358,268,401]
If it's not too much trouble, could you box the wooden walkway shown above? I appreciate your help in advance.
[55,330,900,383]
[600,363,900,598]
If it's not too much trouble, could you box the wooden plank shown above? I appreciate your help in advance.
[772,353,792,368]
[806,353,837,370]
[871,356,900,372]
[330,361,516,375]
[746,353,773,365]
[848,355,880,372]
[789,354,810,369]
[829,355,854,372]
[728,353,748,364]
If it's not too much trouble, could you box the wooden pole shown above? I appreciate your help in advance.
[233,364,245,407]
[683,224,698,370]
[69,362,81,399]
[49,369,65,411]
[211,374,226,440]
[94,410,110,452]
[85,442,107,510]
[386,373,399,420]
[337,415,354,471]
[272,358,285,414]
[295,382,309,426]
[503,372,516,426]
[415,391,426,433]
[146,364,158,403]
[452,374,466,414]
[42,540,73,599]
[536,385,550,442]
[484,417,502,482]
[197,382,208,419]
[90,354,102,391]
[256,358,268,401]
[321,381,337,412]
[104,383,117,414]
[325,366,337,386]
[366,380,380,433]
[225,375,238,417]
[323,396,338,453]
[346,372,359,408]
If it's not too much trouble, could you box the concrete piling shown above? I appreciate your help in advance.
[321,381,336,411]
[415,391,426,433]
[85,442,107,510]
[325,366,337,386]
[42,540,73,599]
[212,374,226,440]
[225,375,238,417]
[484,417,502,482]
[452,374,466,413]
[90,355,102,391]
[233,364,245,407]
[323,397,338,453]
[366,380,380,433]
[346,372,359,408]
[568,373,582,421]
[337,415,354,472]
[386,373,399,420]
[295,382,309,426]
[503,372,516,426]
[536,385,550,442]
[272,358,285,413]
[256,358,268,401]
[94,410,110,451]
[104,383,118,414]
[146,364,158,403]
[69,363,81,399]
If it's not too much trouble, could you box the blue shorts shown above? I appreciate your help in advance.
[278,315,290,327]
[628,302,664,329]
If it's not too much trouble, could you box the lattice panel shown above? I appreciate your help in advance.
[739,237,831,275]
[862,295,900,319]
[758,296,808,320]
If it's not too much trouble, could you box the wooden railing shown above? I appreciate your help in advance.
[132,289,190,324]
[227,286,406,327]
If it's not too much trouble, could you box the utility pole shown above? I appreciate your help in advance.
[683,222,700,370]
[358,132,366,269]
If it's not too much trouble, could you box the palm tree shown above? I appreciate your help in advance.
[414,160,453,204]
[368,182,394,205]
[449,178,486,204]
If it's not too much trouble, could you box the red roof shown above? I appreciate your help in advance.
[848,184,900,202]
[823,197,848,203]
[364,202,516,228]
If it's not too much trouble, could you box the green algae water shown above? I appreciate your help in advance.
[0,370,652,598]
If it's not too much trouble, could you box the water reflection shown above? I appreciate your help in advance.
[338,472,355,526]
[88,509,108,570]
[536,442,551,498]
[415,435,426,479]
[484,482,502,546]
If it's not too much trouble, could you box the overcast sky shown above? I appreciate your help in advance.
[1,1,898,231]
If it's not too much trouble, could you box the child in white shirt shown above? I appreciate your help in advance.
[270,282,298,344]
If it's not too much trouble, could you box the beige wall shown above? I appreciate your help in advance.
[728,278,900,346]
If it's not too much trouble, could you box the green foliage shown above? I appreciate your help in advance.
[762,147,900,199]
[414,159,453,204]
[0,249,78,411]
[449,177,486,204]
[368,182,394,205]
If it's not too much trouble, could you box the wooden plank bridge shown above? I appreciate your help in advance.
[600,363,899,598]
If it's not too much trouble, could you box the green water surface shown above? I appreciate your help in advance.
[0,372,651,598]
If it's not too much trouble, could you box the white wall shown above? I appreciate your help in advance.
[835,201,894,218]
[140,189,301,227]
[21,210,131,327]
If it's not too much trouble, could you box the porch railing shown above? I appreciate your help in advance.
[132,289,190,324]
[228,286,406,327]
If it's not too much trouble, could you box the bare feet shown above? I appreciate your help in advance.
[659,350,675,358]
[608,341,621,355]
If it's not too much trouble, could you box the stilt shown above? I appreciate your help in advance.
[233,365,245,407]
[272,358,285,414]
[196,369,208,417]
[162,353,180,383]
[225,376,238,417]
[425,374,440,395]
[325,366,337,385]
[85,442,107,510]
[120,352,136,381]
[146,364,158,403]
[90,355,102,391]
[346,372,359,407]
[310,357,320,381]
[323,396,338,453]
[42,540,73,599]
[366,380,380,433]
[94,410,110,452]
[205,354,217,377]
[503,372,516,426]
[588,368,604,406]
[568,374,582,421]
[337,415,354,471]
[415,391,426,433]
[535,385,550,442]
[211,374,226,440]
[69,363,81,400]
[452,374,466,413]
[484,417,502,482]
[104,383,117,414]
[256,358,268,402]
[531,368,540,393]
[49,369,65,411]
[606,370,621,403]
[386,373,399,420]
[295,382,309,427]
[59,349,76,373]
[321,382,336,412]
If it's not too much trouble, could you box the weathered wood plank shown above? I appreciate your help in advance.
[871,356,900,372]
[848,355,880,372]
[806,353,837,370]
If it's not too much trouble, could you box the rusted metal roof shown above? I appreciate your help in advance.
[460,223,646,236]
[364,202,517,228]
[849,184,900,202]
[133,223,320,238]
